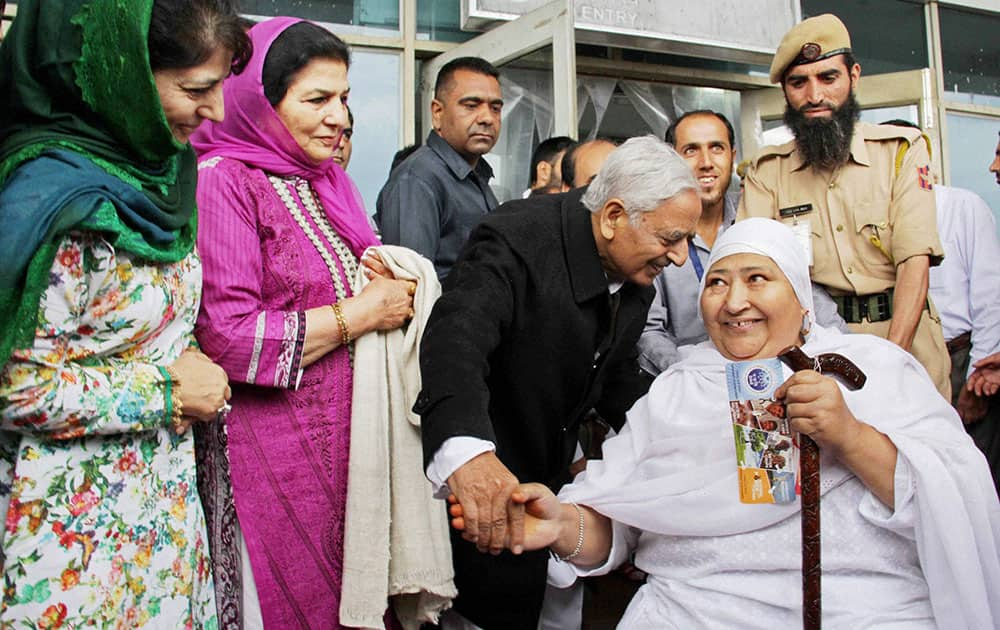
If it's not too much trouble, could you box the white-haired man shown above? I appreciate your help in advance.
[415,136,700,629]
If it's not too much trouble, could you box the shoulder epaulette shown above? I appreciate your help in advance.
[751,139,796,168]
[861,122,922,144]
[860,122,931,178]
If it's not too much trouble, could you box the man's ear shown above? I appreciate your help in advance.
[849,63,861,87]
[599,199,626,240]
[431,99,443,131]
[535,161,552,188]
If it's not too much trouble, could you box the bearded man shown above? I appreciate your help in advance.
[738,13,950,399]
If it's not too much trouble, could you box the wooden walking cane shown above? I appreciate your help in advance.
[777,346,867,630]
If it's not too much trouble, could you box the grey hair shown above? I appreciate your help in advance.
[581,135,697,223]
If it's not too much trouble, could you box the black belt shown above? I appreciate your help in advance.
[832,289,894,324]
[946,331,971,355]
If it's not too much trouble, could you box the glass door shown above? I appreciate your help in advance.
[419,0,576,203]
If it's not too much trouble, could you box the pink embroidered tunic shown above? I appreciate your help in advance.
[194,156,360,628]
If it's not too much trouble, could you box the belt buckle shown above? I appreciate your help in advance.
[873,294,891,321]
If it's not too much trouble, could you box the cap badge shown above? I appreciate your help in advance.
[800,43,821,60]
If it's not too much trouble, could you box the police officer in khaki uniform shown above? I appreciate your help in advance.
[738,13,951,399]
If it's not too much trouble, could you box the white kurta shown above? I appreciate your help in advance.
[553,325,1000,629]
[927,185,1000,375]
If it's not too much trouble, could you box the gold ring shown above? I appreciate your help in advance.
[407,282,417,296]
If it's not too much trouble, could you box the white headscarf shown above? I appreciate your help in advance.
[700,217,815,328]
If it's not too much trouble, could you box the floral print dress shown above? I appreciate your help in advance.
[0,232,216,628]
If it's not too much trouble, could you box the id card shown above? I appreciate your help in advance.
[726,359,799,504]
[789,219,813,267]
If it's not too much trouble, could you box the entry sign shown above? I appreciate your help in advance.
[462,0,799,65]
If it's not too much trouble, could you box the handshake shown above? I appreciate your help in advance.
[445,451,580,559]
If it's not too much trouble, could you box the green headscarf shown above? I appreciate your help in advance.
[0,0,199,367]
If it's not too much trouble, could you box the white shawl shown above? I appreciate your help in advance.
[560,324,1000,628]
[340,245,456,629]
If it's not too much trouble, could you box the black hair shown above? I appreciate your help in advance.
[880,119,919,130]
[434,57,500,100]
[529,135,574,184]
[665,110,736,148]
[148,0,252,74]
[559,142,581,189]
[391,144,421,172]
[346,104,354,129]
[262,22,351,107]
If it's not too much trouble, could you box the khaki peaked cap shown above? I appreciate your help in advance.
[769,14,852,84]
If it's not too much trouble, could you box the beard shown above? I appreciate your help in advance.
[783,91,860,171]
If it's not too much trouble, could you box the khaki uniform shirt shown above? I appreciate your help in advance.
[738,122,950,399]
[738,121,943,296]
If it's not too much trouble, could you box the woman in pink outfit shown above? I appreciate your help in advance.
[190,17,412,629]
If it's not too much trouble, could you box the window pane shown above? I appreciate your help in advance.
[945,112,1000,235]
[859,105,919,127]
[417,0,476,43]
[801,0,927,74]
[940,6,1000,106]
[242,0,400,36]
[486,63,555,203]
[345,49,401,214]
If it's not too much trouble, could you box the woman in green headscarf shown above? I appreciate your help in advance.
[0,0,250,625]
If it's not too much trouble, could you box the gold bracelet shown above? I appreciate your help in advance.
[162,365,184,430]
[555,502,585,562]
[330,302,352,347]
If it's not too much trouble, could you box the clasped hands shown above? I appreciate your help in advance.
[446,451,558,556]
[361,251,417,323]
[960,352,1000,424]
[168,348,230,435]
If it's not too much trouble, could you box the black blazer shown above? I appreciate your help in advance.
[416,188,653,628]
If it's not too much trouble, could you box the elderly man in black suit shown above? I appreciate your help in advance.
[415,135,701,629]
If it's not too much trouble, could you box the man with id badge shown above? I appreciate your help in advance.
[738,14,950,399]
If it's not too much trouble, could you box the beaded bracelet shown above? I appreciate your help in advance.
[331,302,352,347]
[555,502,585,562]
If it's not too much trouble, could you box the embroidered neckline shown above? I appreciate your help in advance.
[268,175,358,302]
[268,175,358,360]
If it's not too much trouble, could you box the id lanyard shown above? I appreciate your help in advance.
[688,239,704,281]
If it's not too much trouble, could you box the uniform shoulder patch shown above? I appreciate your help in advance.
[917,165,934,191]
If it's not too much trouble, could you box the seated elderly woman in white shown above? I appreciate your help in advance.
[449,219,1000,628]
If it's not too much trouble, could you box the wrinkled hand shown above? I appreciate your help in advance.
[168,349,230,424]
[446,452,523,555]
[362,251,396,280]
[956,386,989,425]
[357,274,414,331]
[448,482,562,554]
[775,370,862,457]
[967,357,1000,398]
